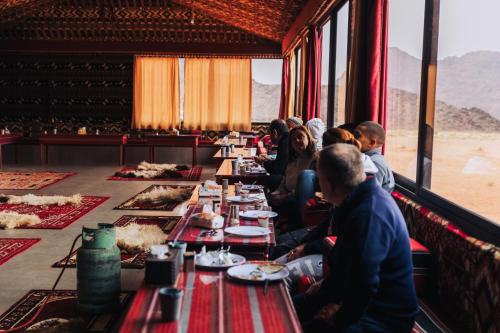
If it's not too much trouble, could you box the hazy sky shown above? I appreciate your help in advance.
[194,0,500,85]
[389,0,500,59]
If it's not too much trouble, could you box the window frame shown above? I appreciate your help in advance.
[326,0,351,128]
[393,0,500,245]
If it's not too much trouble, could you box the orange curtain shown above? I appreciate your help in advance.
[286,53,296,119]
[296,36,308,117]
[183,58,252,131]
[132,56,180,129]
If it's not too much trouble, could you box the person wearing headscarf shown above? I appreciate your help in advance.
[305,118,326,150]
[286,117,303,130]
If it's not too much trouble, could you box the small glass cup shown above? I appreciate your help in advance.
[159,288,183,322]
[240,190,249,200]
[258,215,269,228]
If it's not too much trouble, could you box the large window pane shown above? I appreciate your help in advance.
[251,59,282,122]
[431,0,500,224]
[385,0,425,181]
[333,2,349,127]
[320,20,331,124]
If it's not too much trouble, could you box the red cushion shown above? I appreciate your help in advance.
[410,238,429,253]
[324,236,337,248]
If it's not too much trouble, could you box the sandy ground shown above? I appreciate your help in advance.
[385,130,500,225]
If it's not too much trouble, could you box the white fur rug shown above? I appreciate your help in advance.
[0,211,41,229]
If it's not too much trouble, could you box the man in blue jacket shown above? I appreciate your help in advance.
[294,143,418,332]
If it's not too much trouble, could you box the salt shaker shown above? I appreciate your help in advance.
[230,205,240,226]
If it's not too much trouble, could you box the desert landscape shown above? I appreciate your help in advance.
[252,47,500,225]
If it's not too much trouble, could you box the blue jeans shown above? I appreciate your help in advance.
[295,170,319,212]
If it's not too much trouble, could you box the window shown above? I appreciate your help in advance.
[332,2,349,127]
[251,59,282,123]
[295,47,302,116]
[429,0,500,224]
[319,20,331,124]
[385,0,425,181]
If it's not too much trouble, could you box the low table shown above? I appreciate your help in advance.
[39,134,125,165]
[215,159,268,185]
[213,147,255,167]
[119,271,302,333]
[127,135,199,166]
[213,137,248,148]
[0,134,20,168]
[168,203,276,259]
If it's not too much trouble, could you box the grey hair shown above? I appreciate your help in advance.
[318,143,366,189]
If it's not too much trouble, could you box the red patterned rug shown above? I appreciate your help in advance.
[0,196,109,229]
[0,238,40,266]
[53,215,181,269]
[114,185,194,211]
[108,166,203,181]
[0,290,132,332]
[0,171,76,190]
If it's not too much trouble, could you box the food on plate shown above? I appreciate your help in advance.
[195,246,242,267]
[190,212,224,229]
[257,263,285,274]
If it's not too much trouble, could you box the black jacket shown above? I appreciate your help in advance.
[263,132,289,176]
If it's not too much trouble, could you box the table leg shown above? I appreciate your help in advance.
[150,146,155,163]
[41,144,48,165]
[14,144,18,164]
[192,146,197,167]
[120,144,125,165]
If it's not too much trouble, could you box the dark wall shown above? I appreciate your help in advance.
[0,53,133,134]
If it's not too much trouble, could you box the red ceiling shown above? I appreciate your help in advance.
[0,0,311,55]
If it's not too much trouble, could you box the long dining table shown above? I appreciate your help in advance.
[119,271,302,333]
[215,159,269,185]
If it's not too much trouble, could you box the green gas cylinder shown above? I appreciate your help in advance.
[76,223,121,314]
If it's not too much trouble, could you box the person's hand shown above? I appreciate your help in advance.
[255,155,269,164]
[314,303,340,323]
[287,244,305,261]
[305,279,322,296]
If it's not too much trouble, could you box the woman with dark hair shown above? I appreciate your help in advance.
[269,126,317,227]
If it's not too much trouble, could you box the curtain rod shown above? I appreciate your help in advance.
[134,53,282,59]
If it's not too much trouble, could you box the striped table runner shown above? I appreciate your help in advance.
[119,271,302,333]
[167,205,276,251]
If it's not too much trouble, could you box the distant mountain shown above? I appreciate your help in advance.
[387,88,500,132]
[388,47,500,121]
[252,80,281,122]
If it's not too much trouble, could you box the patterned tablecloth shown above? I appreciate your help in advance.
[167,203,276,257]
[119,271,302,333]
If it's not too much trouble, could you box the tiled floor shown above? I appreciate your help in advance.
[0,163,215,315]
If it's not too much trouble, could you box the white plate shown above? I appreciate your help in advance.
[226,195,259,203]
[227,263,289,282]
[195,253,246,269]
[224,226,270,237]
[241,184,263,191]
[239,210,278,219]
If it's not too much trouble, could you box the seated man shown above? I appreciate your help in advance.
[294,144,418,332]
[256,119,289,191]
[354,121,395,192]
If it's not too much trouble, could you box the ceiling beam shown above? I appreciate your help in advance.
[169,0,282,42]
[281,0,337,54]
[0,0,53,24]
[0,40,282,57]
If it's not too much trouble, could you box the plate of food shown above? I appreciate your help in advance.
[241,184,264,191]
[239,210,278,219]
[227,263,288,282]
[195,246,246,269]
[226,195,261,203]
[190,212,225,229]
[224,226,270,237]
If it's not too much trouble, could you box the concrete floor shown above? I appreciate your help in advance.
[0,162,216,319]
